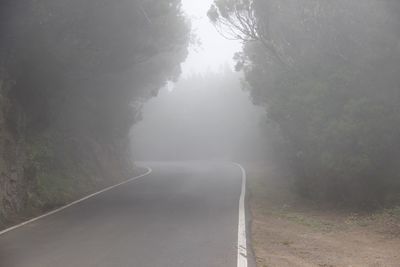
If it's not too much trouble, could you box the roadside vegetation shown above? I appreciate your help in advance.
[210,0,400,208]
[246,161,400,266]
[0,0,190,228]
[209,1,400,265]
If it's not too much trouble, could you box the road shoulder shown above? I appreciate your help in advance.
[0,166,151,235]
[245,161,400,267]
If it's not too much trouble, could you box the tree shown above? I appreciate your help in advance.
[210,0,400,207]
[208,0,288,66]
[0,0,190,218]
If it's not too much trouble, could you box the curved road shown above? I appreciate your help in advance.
[0,161,250,267]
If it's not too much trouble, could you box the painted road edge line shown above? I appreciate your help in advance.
[0,167,152,236]
[235,163,248,267]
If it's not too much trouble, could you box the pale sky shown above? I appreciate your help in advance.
[180,0,242,76]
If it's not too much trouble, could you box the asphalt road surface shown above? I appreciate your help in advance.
[0,161,248,267]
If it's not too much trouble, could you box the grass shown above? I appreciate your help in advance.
[247,161,400,240]
[384,206,400,218]
[246,162,339,232]
[36,173,78,207]
[24,133,98,212]
[256,204,337,232]
[246,161,400,266]
[281,212,335,232]
[344,206,400,232]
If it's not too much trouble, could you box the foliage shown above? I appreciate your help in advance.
[211,0,400,207]
[4,0,189,138]
[0,0,190,218]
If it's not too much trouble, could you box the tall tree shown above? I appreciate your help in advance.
[210,0,400,207]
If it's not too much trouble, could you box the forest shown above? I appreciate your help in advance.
[1,1,400,266]
[0,0,189,225]
[0,0,400,235]
[209,0,400,208]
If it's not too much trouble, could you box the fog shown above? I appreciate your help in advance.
[129,0,265,161]
[2,0,400,251]
[130,70,266,161]
[2,1,400,266]
[129,0,400,207]
[180,0,241,75]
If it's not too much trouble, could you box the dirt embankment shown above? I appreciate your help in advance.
[246,162,400,267]
[0,77,32,226]
[0,75,139,230]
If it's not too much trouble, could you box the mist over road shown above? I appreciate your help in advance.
[0,161,246,267]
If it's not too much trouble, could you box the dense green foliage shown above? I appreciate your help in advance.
[0,0,189,220]
[210,0,400,207]
[4,0,188,138]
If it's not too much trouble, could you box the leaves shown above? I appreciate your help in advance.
[217,0,400,207]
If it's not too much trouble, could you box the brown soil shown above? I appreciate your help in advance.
[246,162,400,267]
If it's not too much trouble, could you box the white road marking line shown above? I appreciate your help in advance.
[0,167,152,236]
[235,163,248,267]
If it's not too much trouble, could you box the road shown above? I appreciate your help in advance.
[0,161,249,267]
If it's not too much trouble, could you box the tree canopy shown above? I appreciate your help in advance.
[0,0,190,218]
[210,0,400,207]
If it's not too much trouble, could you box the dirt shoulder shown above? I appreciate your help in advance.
[245,161,400,267]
